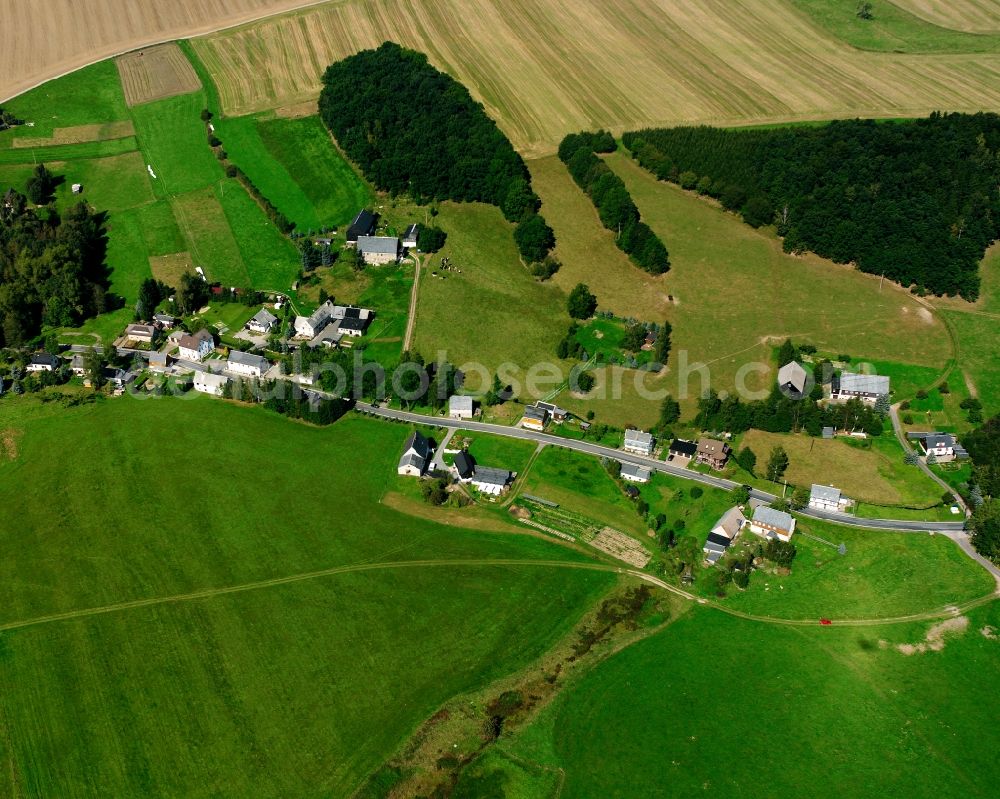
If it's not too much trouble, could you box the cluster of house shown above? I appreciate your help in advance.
[703,501,797,565]
[703,482,852,564]
[293,300,374,347]
[668,437,732,471]
[779,360,891,406]
[520,401,568,430]
[396,429,514,495]
[27,350,135,392]
[343,210,420,266]
[907,431,969,463]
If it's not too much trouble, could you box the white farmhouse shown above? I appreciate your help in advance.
[748,505,796,542]
[177,329,214,362]
[471,466,513,496]
[194,371,229,396]
[623,429,654,456]
[620,463,651,483]
[227,350,269,378]
[449,395,474,420]
[398,430,432,477]
[246,308,279,335]
[808,484,850,513]
[831,371,890,404]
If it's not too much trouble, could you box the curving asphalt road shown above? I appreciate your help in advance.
[355,402,967,533]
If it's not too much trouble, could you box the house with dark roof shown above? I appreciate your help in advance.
[403,223,419,250]
[336,306,374,337]
[453,450,475,480]
[346,209,377,244]
[26,352,61,372]
[521,405,548,431]
[913,432,968,463]
[398,430,432,477]
[668,439,697,461]
[535,401,567,423]
[153,313,176,329]
[696,438,731,471]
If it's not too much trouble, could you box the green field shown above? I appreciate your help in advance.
[517,446,647,536]
[459,431,539,477]
[712,519,992,619]
[0,396,617,795]
[213,113,371,232]
[0,60,129,144]
[411,201,571,380]
[790,0,1000,53]
[500,602,1000,797]
[257,115,373,227]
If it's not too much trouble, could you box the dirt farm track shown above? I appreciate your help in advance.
[4,0,1000,156]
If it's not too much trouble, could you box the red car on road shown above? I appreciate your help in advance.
[820,618,833,625]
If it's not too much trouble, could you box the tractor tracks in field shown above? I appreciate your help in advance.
[1,559,996,635]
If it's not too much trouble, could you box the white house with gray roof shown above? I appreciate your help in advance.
[831,371,890,404]
[623,429,654,456]
[449,395,474,419]
[621,463,651,483]
[227,350,269,378]
[357,235,400,265]
[749,505,796,542]
[398,430,432,477]
[194,371,229,396]
[809,484,850,513]
[294,300,336,338]
[470,466,513,496]
[246,308,279,334]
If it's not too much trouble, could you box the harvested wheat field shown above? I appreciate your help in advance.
[893,0,1000,33]
[193,0,1000,155]
[0,0,322,103]
[117,44,202,106]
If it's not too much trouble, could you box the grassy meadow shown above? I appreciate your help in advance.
[0,396,617,796]
[411,201,571,375]
[499,601,1000,798]
[602,150,952,411]
[215,113,372,231]
[714,519,992,619]
[737,429,945,506]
